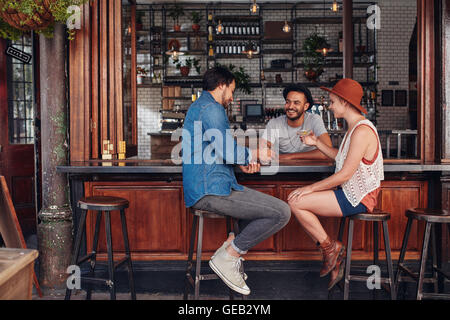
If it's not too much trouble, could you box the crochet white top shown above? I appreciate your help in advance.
[335,119,384,207]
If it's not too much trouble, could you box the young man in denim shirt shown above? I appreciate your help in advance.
[182,67,291,295]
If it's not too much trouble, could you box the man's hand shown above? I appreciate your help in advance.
[239,163,261,174]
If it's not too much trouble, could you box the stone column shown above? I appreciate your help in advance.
[37,23,73,294]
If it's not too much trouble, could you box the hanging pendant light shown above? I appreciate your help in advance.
[166,39,184,61]
[332,0,339,12]
[316,0,333,56]
[316,46,333,56]
[250,0,259,15]
[282,20,291,33]
[282,3,291,33]
[242,42,256,59]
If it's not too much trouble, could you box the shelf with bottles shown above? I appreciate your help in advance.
[213,21,261,37]
[210,41,261,57]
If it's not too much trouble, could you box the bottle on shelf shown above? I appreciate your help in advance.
[338,31,344,53]
[157,72,162,84]
[191,85,196,102]
[208,26,213,42]
[209,45,214,56]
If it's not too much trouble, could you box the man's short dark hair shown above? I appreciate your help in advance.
[203,66,235,91]
[282,84,315,109]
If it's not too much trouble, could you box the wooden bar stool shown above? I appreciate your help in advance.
[331,210,396,300]
[65,196,136,300]
[184,208,245,300]
[395,208,450,300]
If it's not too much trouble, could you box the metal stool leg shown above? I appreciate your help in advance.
[227,217,235,301]
[184,214,198,300]
[431,224,439,294]
[373,221,379,300]
[65,209,87,300]
[395,217,413,296]
[382,220,396,300]
[104,211,116,300]
[194,214,204,300]
[343,219,354,300]
[120,209,136,300]
[337,218,346,242]
[86,211,102,300]
[416,222,432,300]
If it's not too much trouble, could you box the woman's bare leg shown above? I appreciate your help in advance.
[288,190,343,243]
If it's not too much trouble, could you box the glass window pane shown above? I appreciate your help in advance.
[24,64,32,82]
[25,83,33,101]
[8,34,34,144]
[13,64,24,82]
[13,82,25,100]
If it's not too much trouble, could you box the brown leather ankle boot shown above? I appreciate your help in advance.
[318,237,345,277]
[328,253,346,290]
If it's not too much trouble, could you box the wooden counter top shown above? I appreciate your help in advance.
[57,160,450,174]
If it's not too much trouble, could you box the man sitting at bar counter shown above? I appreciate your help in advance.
[182,67,291,296]
[261,84,332,161]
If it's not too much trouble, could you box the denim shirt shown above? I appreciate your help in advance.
[182,91,252,207]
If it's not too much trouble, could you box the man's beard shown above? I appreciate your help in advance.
[285,109,303,121]
[221,91,232,108]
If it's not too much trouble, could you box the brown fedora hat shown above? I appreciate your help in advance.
[320,78,367,114]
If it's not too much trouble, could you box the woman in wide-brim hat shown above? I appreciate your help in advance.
[287,78,384,290]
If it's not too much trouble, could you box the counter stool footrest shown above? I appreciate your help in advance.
[348,275,393,284]
[77,252,96,265]
[199,274,220,281]
[114,256,130,270]
[435,268,450,280]
[398,263,418,280]
[421,293,450,300]
[398,263,438,283]
[81,276,113,286]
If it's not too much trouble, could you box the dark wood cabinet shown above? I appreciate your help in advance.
[83,178,428,261]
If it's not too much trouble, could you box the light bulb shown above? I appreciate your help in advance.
[282,21,291,33]
[332,0,339,12]
[250,1,259,14]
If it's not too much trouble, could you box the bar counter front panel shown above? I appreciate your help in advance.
[59,161,450,262]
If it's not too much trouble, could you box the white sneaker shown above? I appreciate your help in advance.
[209,247,250,295]
[211,241,248,281]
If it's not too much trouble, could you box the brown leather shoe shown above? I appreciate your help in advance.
[318,237,345,277]
[328,250,346,290]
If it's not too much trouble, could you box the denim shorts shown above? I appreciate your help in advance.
[333,188,368,217]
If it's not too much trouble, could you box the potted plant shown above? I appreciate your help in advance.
[168,4,184,32]
[190,11,202,32]
[176,57,201,77]
[219,63,252,95]
[0,0,89,40]
[301,33,327,81]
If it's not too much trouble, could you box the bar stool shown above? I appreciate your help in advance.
[184,208,245,300]
[330,210,396,300]
[395,208,450,300]
[65,196,136,300]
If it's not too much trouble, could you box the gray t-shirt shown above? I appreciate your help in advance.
[261,113,328,154]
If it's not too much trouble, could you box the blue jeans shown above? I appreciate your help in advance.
[192,186,291,254]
